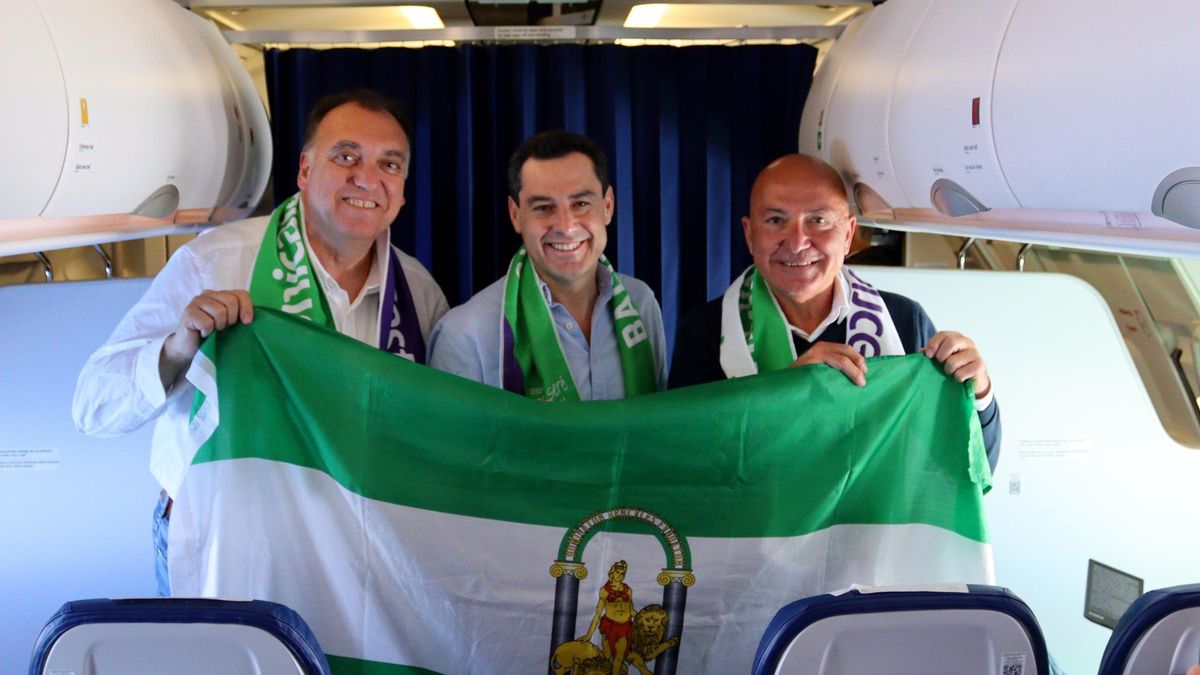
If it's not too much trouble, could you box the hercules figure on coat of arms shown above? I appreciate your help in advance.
[550,560,680,675]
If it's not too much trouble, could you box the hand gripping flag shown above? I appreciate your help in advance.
[174,309,993,675]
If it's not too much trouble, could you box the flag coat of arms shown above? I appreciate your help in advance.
[172,309,993,674]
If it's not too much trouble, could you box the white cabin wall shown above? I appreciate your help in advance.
[861,267,1200,674]
[0,279,160,675]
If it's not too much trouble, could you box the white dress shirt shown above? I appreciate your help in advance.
[72,215,448,496]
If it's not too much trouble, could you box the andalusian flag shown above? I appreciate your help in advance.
[172,309,993,675]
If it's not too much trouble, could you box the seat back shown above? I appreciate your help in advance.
[753,584,1049,675]
[1098,584,1200,675]
[28,598,332,675]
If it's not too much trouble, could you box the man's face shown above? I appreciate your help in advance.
[742,161,856,312]
[297,103,410,251]
[509,152,613,293]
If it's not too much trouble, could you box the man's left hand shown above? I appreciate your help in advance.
[922,331,991,399]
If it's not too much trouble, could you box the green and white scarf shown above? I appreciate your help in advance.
[247,193,333,326]
[244,192,424,360]
[192,193,423,418]
[499,247,657,401]
[719,266,904,377]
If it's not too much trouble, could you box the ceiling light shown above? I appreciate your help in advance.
[399,6,444,29]
[625,4,668,29]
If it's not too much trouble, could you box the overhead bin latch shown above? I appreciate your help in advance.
[131,184,180,219]
[1153,168,1200,230]
[930,178,990,217]
[852,181,894,216]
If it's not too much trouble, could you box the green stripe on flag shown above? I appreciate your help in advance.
[193,309,989,542]
[326,655,441,675]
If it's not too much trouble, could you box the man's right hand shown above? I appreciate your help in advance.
[790,342,867,387]
[159,289,254,388]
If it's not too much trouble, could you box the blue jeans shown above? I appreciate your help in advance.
[152,491,170,597]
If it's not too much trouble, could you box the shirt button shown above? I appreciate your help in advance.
[565,322,575,331]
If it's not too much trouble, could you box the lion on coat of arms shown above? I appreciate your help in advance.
[551,604,680,675]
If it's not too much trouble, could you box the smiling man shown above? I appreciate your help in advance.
[72,89,448,595]
[429,130,666,401]
[669,154,1000,467]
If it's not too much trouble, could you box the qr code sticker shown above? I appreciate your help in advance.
[1002,652,1026,675]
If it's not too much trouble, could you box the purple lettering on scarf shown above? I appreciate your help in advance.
[379,248,427,363]
[850,290,883,312]
[848,333,882,357]
[849,310,884,337]
[501,321,525,395]
[849,280,880,295]
[845,269,886,358]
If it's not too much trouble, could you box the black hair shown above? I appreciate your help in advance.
[301,89,413,150]
[507,130,609,202]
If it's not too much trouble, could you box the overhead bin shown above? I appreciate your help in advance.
[1,0,67,222]
[0,0,270,256]
[889,0,1021,213]
[992,0,1200,218]
[803,0,1200,255]
[796,8,873,159]
[192,9,272,224]
[816,0,934,211]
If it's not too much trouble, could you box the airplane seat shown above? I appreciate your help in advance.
[28,598,332,675]
[752,584,1050,675]
[1097,583,1200,675]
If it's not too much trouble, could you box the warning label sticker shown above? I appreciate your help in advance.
[1001,651,1026,675]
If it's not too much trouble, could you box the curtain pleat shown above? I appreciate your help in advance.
[265,43,815,354]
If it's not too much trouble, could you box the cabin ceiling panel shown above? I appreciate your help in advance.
[181,0,869,32]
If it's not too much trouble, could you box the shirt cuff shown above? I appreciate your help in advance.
[134,335,172,410]
[974,385,994,412]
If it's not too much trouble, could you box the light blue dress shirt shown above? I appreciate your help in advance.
[429,269,668,400]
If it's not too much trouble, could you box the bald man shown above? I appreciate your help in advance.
[668,154,1000,468]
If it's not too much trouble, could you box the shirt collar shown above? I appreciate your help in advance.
[298,201,386,302]
[787,273,849,342]
[535,264,612,309]
[362,229,390,296]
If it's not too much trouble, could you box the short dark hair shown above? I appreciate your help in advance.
[507,130,609,202]
[301,89,413,151]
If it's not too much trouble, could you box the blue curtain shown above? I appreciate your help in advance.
[265,44,816,353]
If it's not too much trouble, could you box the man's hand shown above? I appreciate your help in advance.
[922,330,991,399]
[790,342,867,387]
[159,290,254,388]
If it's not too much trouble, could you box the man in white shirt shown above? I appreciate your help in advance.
[72,89,449,595]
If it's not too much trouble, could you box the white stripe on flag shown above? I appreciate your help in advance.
[172,460,993,673]
[184,351,219,456]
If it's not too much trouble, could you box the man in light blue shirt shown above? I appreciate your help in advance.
[429,131,666,400]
